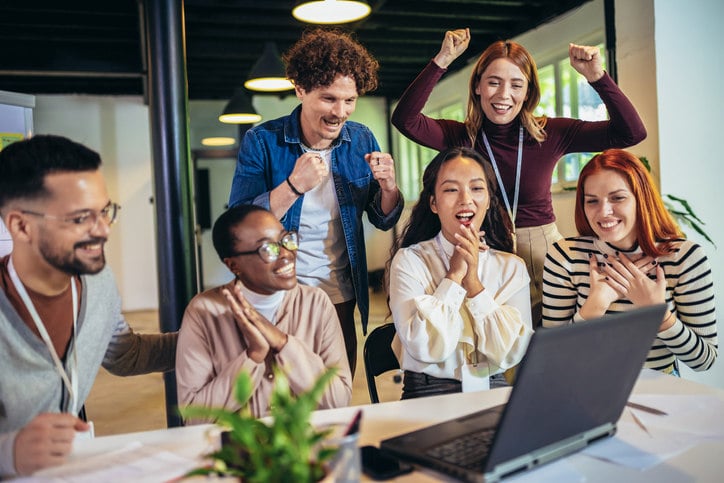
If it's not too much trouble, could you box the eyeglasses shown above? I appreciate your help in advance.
[21,201,121,230]
[229,231,299,263]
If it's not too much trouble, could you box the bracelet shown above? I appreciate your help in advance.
[286,176,303,197]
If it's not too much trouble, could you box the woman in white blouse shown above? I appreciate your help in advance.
[388,147,533,399]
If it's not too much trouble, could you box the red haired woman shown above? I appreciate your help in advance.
[542,149,717,375]
[391,29,646,328]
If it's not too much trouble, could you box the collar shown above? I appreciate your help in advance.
[283,104,350,149]
[230,279,286,324]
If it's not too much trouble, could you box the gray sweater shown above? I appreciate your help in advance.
[0,265,177,476]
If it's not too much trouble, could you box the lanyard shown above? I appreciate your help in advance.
[8,257,79,415]
[481,126,523,252]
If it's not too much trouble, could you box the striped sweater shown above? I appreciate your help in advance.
[542,236,717,373]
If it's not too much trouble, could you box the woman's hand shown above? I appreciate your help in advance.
[433,28,470,69]
[601,252,666,307]
[569,43,604,83]
[223,282,288,362]
[449,224,485,297]
[579,253,619,320]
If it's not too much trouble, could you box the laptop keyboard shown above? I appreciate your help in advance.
[426,428,496,470]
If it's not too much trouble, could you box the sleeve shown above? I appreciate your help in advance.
[175,305,264,423]
[101,318,177,376]
[364,129,404,229]
[0,430,18,477]
[465,272,533,371]
[560,72,647,153]
[542,241,580,327]
[276,295,352,409]
[390,61,465,151]
[656,244,718,371]
[228,129,274,209]
[389,250,467,364]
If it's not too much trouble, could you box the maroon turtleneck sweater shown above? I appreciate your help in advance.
[391,60,646,228]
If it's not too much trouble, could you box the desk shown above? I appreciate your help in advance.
[42,369,724,481]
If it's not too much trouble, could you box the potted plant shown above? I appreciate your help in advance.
[180,367,339,482]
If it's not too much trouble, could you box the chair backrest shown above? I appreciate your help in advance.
[363,322,399,403]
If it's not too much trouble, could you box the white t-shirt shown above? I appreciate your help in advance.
[294,146,354,304]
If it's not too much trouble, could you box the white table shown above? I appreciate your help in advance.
[41,369,724,481]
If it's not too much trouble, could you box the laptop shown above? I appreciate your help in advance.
[380,304,667,482]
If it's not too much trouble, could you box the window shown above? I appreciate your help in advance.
[535,43,607,190]
[394,104,464,201]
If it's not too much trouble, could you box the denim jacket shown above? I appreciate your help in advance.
[228,105,403,333]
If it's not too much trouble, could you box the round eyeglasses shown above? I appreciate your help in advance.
[229,231,299,263]
[21,201,121,231]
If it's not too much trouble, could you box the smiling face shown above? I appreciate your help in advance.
[24,170,112,278]
[296,74,358,149]
[430,156,491,244]
[224,210,297,295]
[475,58,528,125]
[583,169,638,250]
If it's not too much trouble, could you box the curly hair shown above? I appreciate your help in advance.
[574,149,684,257]
[283,28,379,95]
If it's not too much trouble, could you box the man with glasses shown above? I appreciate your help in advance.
[176,204,352,420]
[228,29,404,376]
[0,135,177,477]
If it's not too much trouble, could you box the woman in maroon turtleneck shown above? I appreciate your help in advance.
[391,28,646,327]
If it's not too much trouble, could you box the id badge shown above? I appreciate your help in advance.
[461,363,490,392]
[75,420,95,442]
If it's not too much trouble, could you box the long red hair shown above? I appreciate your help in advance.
[574,149,683,257]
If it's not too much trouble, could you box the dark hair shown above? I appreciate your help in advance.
[212,204,267,259]
[283,28,379,95]
[394,147,514,256]
[575,149,683,257]
[0,134,102,209]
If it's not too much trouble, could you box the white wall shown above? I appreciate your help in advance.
[34,95,158,312]
[651,0,724,388]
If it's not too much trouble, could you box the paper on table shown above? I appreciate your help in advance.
[582,393,724,470]
[30,441,199,482]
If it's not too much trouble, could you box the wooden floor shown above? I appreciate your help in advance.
[85,290,403,436]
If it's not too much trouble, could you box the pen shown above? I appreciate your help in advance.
[626,401,668,416]
[344,409,363,436]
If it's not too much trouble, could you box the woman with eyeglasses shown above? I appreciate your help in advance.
[175,204,352,420]
[387,147,533,399]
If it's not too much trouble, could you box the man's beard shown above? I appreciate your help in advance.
[39,237,107,276]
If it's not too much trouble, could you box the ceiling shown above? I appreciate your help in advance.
[0,0,592,102]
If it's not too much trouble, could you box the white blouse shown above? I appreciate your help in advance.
[389,232,533,382]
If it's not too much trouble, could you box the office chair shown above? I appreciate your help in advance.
[363,322,400,403]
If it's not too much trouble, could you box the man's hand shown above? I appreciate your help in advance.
[14,413,88,475]
[568,43,605,83]
[287,152,329,194]
[365,151,401,215]
[433,28,471,69]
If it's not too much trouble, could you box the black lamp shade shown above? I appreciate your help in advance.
[244,42,294,92]
[219,89,262,124]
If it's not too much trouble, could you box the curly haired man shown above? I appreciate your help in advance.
[228,29,403,376]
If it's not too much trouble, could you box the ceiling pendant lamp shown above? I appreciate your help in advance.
[292,0,371,24]
[219,88,262,124]
[244,42,294,92]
